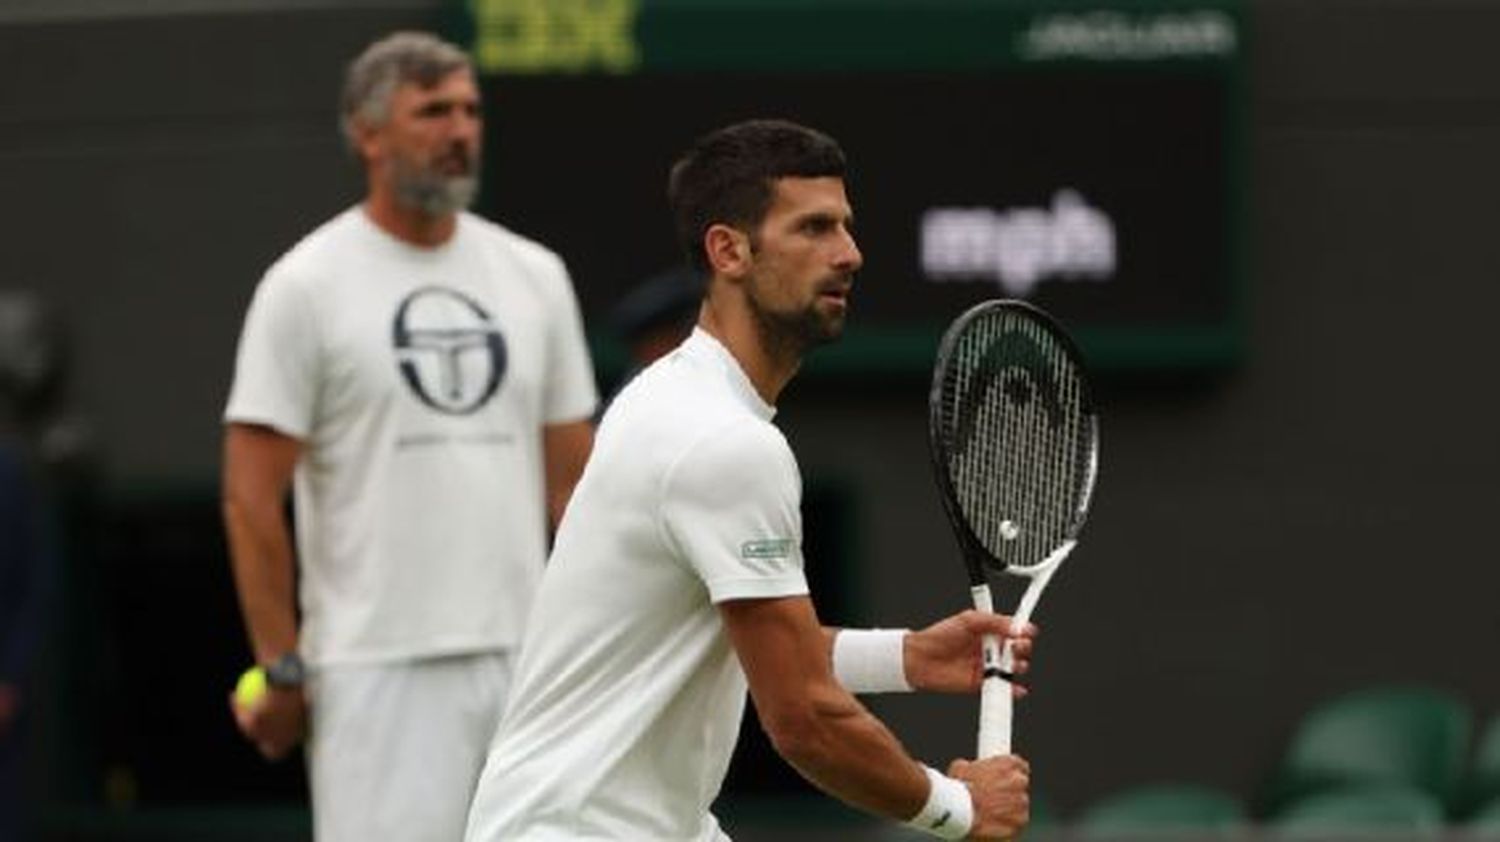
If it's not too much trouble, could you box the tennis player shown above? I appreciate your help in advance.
[462,119,1033,841]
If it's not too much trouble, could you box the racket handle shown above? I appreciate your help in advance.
[970,585,1013,758]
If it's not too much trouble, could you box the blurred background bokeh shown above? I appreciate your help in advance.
[2,0,1499,839]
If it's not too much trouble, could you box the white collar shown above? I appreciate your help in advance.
[681,327,776,421]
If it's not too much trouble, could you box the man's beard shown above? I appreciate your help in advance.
[745,275,849,361]
[391,154,479,216]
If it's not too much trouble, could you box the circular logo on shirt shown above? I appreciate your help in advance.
[392,287,506,415]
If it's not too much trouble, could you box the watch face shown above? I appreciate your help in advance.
[266,653,305,687]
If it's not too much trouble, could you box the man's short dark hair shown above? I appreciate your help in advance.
[667,119,847,273]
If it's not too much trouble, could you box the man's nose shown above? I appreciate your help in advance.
[835,227,863,272]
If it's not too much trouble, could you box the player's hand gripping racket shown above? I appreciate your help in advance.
[928,299,1099,758]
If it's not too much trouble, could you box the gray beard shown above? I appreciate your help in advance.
[393,169,479,217]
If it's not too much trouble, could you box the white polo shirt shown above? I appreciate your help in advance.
[464,328,809,842]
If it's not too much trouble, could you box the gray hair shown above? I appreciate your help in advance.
[339,31,473,154]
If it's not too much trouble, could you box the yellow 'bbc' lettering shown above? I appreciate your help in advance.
[473,0,640,74]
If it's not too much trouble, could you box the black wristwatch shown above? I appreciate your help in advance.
[263,651,307,688]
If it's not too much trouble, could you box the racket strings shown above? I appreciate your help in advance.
[941,310,1091,571]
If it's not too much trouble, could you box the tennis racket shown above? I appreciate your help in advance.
[928,299,1099,758]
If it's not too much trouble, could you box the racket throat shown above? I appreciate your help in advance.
[998,559,1064,673]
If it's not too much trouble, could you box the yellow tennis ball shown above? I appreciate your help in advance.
[234,666,268,709]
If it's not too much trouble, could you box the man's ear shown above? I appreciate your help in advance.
[704,223,751,279]
[352,118,383,166]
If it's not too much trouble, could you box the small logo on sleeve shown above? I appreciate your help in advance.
[740,538,795,560]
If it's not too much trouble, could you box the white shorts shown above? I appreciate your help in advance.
[306,652,513,842]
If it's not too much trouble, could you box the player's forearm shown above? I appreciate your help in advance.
[222,495,298,663]
[761,681,930,822]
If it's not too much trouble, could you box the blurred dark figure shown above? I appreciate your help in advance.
[0,446,37,842]
[0,290,87,842]
[602,264,705,412]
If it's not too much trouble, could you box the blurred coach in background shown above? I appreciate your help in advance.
[220,31,597,841]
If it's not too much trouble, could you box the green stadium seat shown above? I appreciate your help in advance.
[1460,713,1500,816]
[1466,796,1500,836]
[1261,685,1473,813]
[1074,783,1247,838]
[1267,784,1445,838]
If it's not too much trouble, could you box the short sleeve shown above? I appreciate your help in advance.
[660,420,809,603]
[223,268,319,438]
[541,257,599,424]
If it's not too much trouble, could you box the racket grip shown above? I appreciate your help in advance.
[979,654,1013,757]
[970,585,1013,758]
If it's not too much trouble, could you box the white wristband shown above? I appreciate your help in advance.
[832,628,912,693]
[907,766,974,839]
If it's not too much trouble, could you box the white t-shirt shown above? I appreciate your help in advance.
[224,207,597,666]
[464,328,809,842]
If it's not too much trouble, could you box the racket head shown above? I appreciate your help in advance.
[928,299,1099,582]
